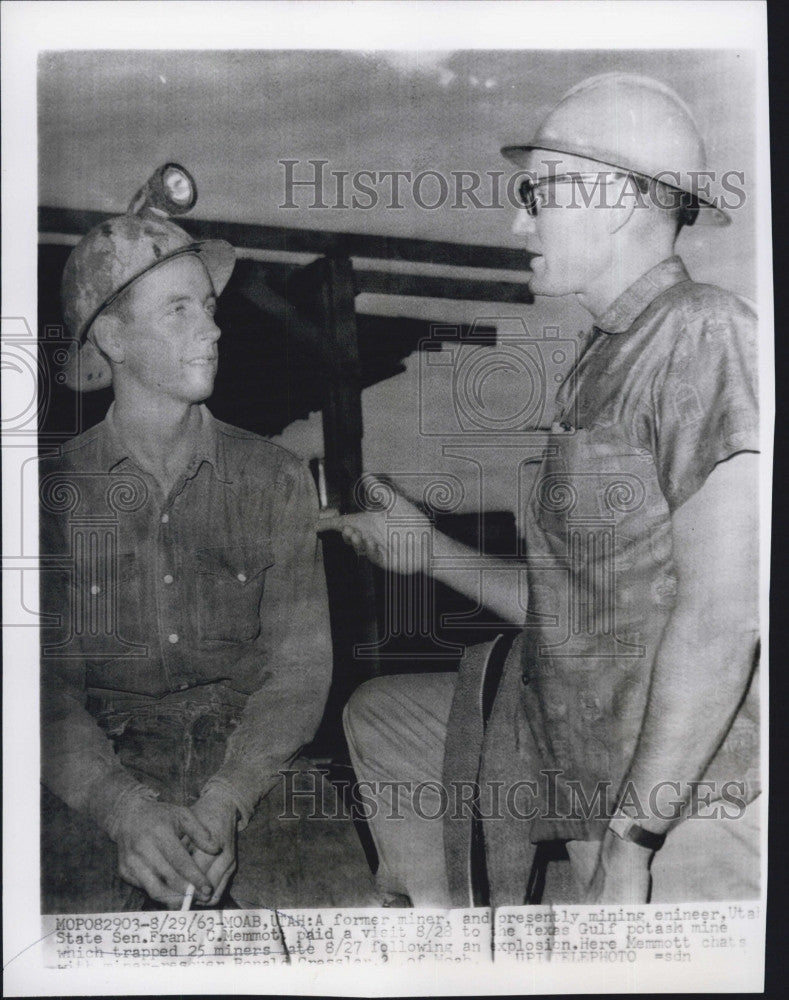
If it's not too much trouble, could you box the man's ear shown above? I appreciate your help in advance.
[91,313,126,364]
[607,175,639,236]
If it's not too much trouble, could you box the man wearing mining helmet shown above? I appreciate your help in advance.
[40,165,373,912]
[331,74,760,905]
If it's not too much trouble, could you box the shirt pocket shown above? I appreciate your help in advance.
[196,543,274,643]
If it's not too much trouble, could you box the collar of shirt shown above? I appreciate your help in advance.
[98,403,234,485]
[592,255,691,336]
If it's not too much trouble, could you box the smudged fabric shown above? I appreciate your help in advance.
[503,257,760,843]
[40,406,332,835]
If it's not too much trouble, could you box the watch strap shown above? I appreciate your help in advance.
[609,813,667,851]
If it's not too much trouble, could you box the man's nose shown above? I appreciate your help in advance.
[199,312,221,343]
[512,208,536,236]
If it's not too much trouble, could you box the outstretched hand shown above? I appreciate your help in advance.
[319,479,433,576]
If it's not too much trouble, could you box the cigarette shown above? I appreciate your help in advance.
[181,883,196,911]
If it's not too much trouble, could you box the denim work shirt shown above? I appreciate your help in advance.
[511,256,760,841]
[40,405,332,835]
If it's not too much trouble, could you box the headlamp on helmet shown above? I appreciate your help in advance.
[60,163,236,391]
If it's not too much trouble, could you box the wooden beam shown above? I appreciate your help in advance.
[39,206,533,272]
[305,255,381,678]
[354,269,533,304]
[235,258,534,305]
[310,256,364,511]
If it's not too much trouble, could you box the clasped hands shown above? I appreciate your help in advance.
[113,786,239,909]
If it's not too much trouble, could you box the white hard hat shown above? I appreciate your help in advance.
[502,72,728,225]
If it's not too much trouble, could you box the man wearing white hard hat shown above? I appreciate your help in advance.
[40,166,374,912]
[332,74,760,905]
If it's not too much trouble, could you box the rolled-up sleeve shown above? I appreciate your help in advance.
[202,458,332,825]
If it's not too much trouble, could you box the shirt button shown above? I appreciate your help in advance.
[521,673,530,686]
[90,584,101,595]
[168,633,179,644]
[163,574,174,585]
[161,513,169,524]
[237,572,247,583]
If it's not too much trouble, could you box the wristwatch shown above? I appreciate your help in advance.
[608,810,667,851]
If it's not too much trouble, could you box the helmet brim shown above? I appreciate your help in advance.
[63,337,113,392]
[501,144,730,226]
[192,238,236,297]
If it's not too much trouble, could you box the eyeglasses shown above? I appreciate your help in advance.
[517,172,629,217]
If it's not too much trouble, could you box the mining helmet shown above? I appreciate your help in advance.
[61,167,235,391]
[502,72,729,225]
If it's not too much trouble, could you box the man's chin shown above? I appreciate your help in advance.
[528,277,566,298]
[186,370,217,400]
[183,382,215,406]
[528,266,575,298]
